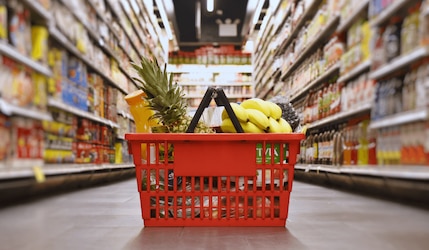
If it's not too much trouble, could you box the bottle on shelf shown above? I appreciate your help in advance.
[343,126,352,165]
[357,120,369,165]
[313,133,319,164]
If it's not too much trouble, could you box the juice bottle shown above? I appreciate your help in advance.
[313,133,319,164]
[357,120,369,165]
[125,90,157,162]
[343,126,352,165]
[367,125,377,165]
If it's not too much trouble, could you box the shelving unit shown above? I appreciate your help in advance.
[336,0,369,33]
[48,98,119,128]
[308,102,372,129]
[252,0,429,197]
[369,47,429,80]
[0,0,168,185]
[0,43,52,76]
[168,64,253,109]
[0,163,134,180]
[0,99,52,121]
[295,164,429,180]
[337,60,371,83]
[280,15,340,81]
[289,63,340,102]
[369,108,428,130]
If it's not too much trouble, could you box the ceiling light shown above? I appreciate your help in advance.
[207,0,214,12]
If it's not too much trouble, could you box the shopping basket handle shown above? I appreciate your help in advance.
[186,87,244,133]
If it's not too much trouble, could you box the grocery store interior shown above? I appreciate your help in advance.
[1,0,429,249]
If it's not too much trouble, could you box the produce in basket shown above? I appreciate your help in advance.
[269,95,302,131]
[220,99,293,133]
[131,57,214,133]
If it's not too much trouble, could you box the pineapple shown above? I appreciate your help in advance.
[131,57,214,133]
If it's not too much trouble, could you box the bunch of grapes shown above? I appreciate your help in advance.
[269,96,300,131]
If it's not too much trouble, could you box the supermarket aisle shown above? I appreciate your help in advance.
[0,179,428,250]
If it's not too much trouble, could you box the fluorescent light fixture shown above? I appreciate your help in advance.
[196,1,201,40]
[207,0,214,12]
[155,0,173,40]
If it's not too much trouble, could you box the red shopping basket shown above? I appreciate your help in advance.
[125,88,305,226]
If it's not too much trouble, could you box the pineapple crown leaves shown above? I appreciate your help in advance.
[131,56,188,127]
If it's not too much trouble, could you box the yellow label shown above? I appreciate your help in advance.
[33,166,46,183]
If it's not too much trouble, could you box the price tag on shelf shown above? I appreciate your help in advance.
[33,166,46,183]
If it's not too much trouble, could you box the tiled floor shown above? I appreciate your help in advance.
[1,178,428,250]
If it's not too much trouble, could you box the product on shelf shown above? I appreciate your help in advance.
[0,56,49,110]
[341,20,371,74]
[9,116,44,167]
[0,114,11,165]
[401,3,421,55]
[8,1,31,56]
[300,118,377,166]
[0,0,8,40]
[31,26,48,64]
[169,45,251,65]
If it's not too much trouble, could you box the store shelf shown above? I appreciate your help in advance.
[185,94,253,99]
[0,163,134,180]
[168,64,253,73]
[337,60,371,83]
[48,98,119,128]
[0,43,52,77]
[369,107,428,129]
[276,0,322,56]
[0,99,52,121]
[369,47,429,80]
[105,0,144,59]
[272,1,292,35]
[337,0,369,33]
[49,26,128,94]
[22,0,52,21]
[281,15,340,80]
[295,163,429,180]
[289,63,340,102]
[308,102,372,129]
[117,110,133,121]
[178,82,253,86]
[370,0,411,27]
[43,163,134,175]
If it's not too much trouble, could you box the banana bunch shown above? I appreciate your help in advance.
[220,99,293,133]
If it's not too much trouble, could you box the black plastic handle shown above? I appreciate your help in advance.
[186,87,244,133]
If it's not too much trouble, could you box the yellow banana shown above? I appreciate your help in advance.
[246,108,270,131]
[221,103,249,123]
[268,117,283,133]
[242,121,265,133]
[266,101,283,120]
[220,118,263,133]
[278,118,293,133]
[240,98,271,117]
[220,118,237,133]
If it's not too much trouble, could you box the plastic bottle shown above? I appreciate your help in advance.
[357,120,369,165]
[313,133,319,164]
[343,126,352,165]
[125,90,157,161]
[125,90,157,132]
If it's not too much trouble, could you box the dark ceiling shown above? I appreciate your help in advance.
[157,0,268,51]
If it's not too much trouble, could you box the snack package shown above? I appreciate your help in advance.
[31,26,48,63]
[0,1,7,40]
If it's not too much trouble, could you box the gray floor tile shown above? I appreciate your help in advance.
[0,178,428,250]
